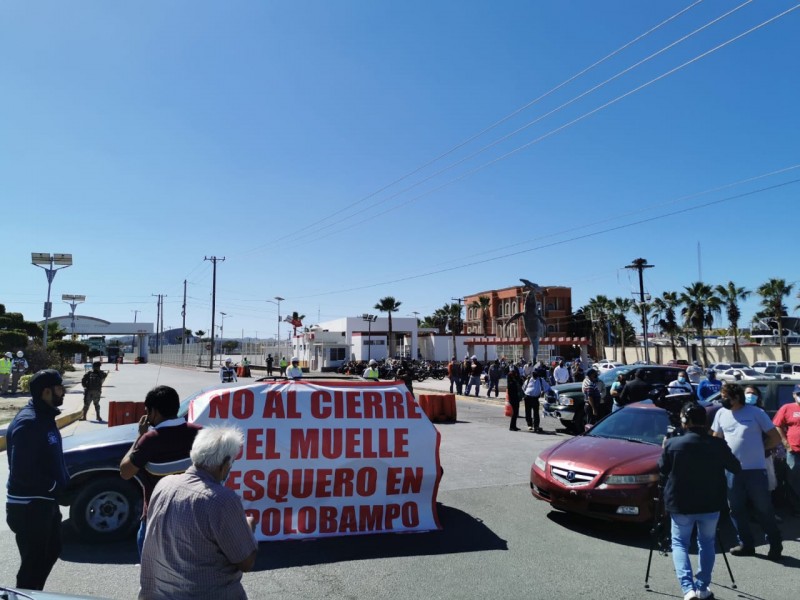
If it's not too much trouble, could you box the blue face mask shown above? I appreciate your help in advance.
[745,393,758,405]
[678,376,686,383]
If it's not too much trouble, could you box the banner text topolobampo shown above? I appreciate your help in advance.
[188,379,442,541]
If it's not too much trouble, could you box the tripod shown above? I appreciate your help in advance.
[644,492,737,590]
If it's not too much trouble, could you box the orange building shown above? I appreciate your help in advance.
[463,284,587,361]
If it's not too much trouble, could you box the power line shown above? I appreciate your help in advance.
[292,176,800,299]
[273,4,800,248]
[230,1,707,258]
[278,1,753,248]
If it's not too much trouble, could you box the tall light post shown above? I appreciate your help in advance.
[219,312,228,364]
[361,314,377,361]
[267,296,284,356]
[32,253,73,347]
[62,294,86,339]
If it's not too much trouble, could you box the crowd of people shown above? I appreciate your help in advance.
[4,360,798,599]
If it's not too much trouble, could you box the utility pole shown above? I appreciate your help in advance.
[204,256,225,369]
[151,294,161,354]
[451,297,464,359]
[625,258,655,363]
[132,310,140,356]
[181,279,187,360]
[151,294,166,354]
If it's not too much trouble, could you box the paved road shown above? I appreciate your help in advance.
[1,364,798,599]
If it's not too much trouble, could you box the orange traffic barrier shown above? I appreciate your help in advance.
[108,401,147,427]
[504,389,513,417]
[417,393,456,423]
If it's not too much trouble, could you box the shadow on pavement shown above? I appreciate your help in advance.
[60,520,139,565]
[252,503,507,571]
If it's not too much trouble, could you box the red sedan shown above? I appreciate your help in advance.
[530,402,671,523]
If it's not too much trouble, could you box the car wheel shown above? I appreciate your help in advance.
[70,477,142,541]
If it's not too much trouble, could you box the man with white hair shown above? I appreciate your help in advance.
[139,426,258,600]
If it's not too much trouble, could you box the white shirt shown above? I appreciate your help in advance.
[553,366,570,384]
[286,365,303,379]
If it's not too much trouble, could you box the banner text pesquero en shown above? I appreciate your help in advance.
[189,380,442,541]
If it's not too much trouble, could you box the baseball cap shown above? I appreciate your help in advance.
[4,352,11,358]
[706,368,715,376]
[793,384,800,394]
[29,369,63,398]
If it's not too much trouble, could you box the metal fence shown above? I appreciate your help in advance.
[150,341,293,369]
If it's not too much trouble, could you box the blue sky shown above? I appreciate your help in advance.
[2,1,799,340]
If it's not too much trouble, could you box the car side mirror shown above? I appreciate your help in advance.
[584,423,594,433]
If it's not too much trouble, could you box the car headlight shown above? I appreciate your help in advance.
[558,395,574,406]
[602,473,660,486]
[534,455,547,471]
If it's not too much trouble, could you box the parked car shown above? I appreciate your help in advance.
[665,359,690,367]
[592,361,624,372]
[715,367,763,382]
[531,393,716,523]
[752,360,786,373]
[542,365,683,433]
[707,362,749,372]
[705,377,799,417]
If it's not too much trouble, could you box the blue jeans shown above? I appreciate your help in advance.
[465,375,481,396]
[671,512,718,596]
[137,519,146,560]
[786,451,800,510]
[726,469,781,549]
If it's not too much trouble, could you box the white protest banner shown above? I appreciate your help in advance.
[188,380,442,541]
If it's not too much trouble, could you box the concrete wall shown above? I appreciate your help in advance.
[603,344,800,365]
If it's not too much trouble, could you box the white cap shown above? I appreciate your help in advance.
[4,352,11,358]
[291,356,299,362]
[471,355,477,360]
[16,351,23,358]
[225,358,232,364]
[368,359,377,366]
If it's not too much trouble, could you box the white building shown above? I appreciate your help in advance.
[288,316,475,371]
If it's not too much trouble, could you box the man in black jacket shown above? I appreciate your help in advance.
[658,403,741,600]
[5,369,69,591]
[618,369,651,407]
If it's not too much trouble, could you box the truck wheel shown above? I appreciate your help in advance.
[70,477,141,541]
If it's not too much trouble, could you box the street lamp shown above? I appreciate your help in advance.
[219,312,228,364]
[62,294,86,339]
[362,314,377,361]
[32,253,72,347]
[267,296,284,355]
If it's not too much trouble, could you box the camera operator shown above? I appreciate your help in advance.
[658,403,741,600]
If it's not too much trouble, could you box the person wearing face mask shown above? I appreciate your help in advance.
[772,384,800,515]
[711,383,784,561]
[5,369,69,591]
[668,371,694,396]
[743,385,762,408]
[697,369,722,401]
[139,426,258,600]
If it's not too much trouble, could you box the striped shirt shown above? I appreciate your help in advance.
[139,466,258,600]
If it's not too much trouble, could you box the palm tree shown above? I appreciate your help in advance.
[610,297,633,364]
[584,295,613,359]
[680,282,721,366]
[715,281,750,363]
[756,278,794,362]
[470,295,492,362]
[443,302,463,359]
[374,296,402,358]
[651,291,682,360]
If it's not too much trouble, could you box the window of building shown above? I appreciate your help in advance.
[330,348,346,361]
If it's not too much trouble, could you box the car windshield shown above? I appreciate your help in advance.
[585,406,670,446]
[739,369,759,377]
[599,366,632,385]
